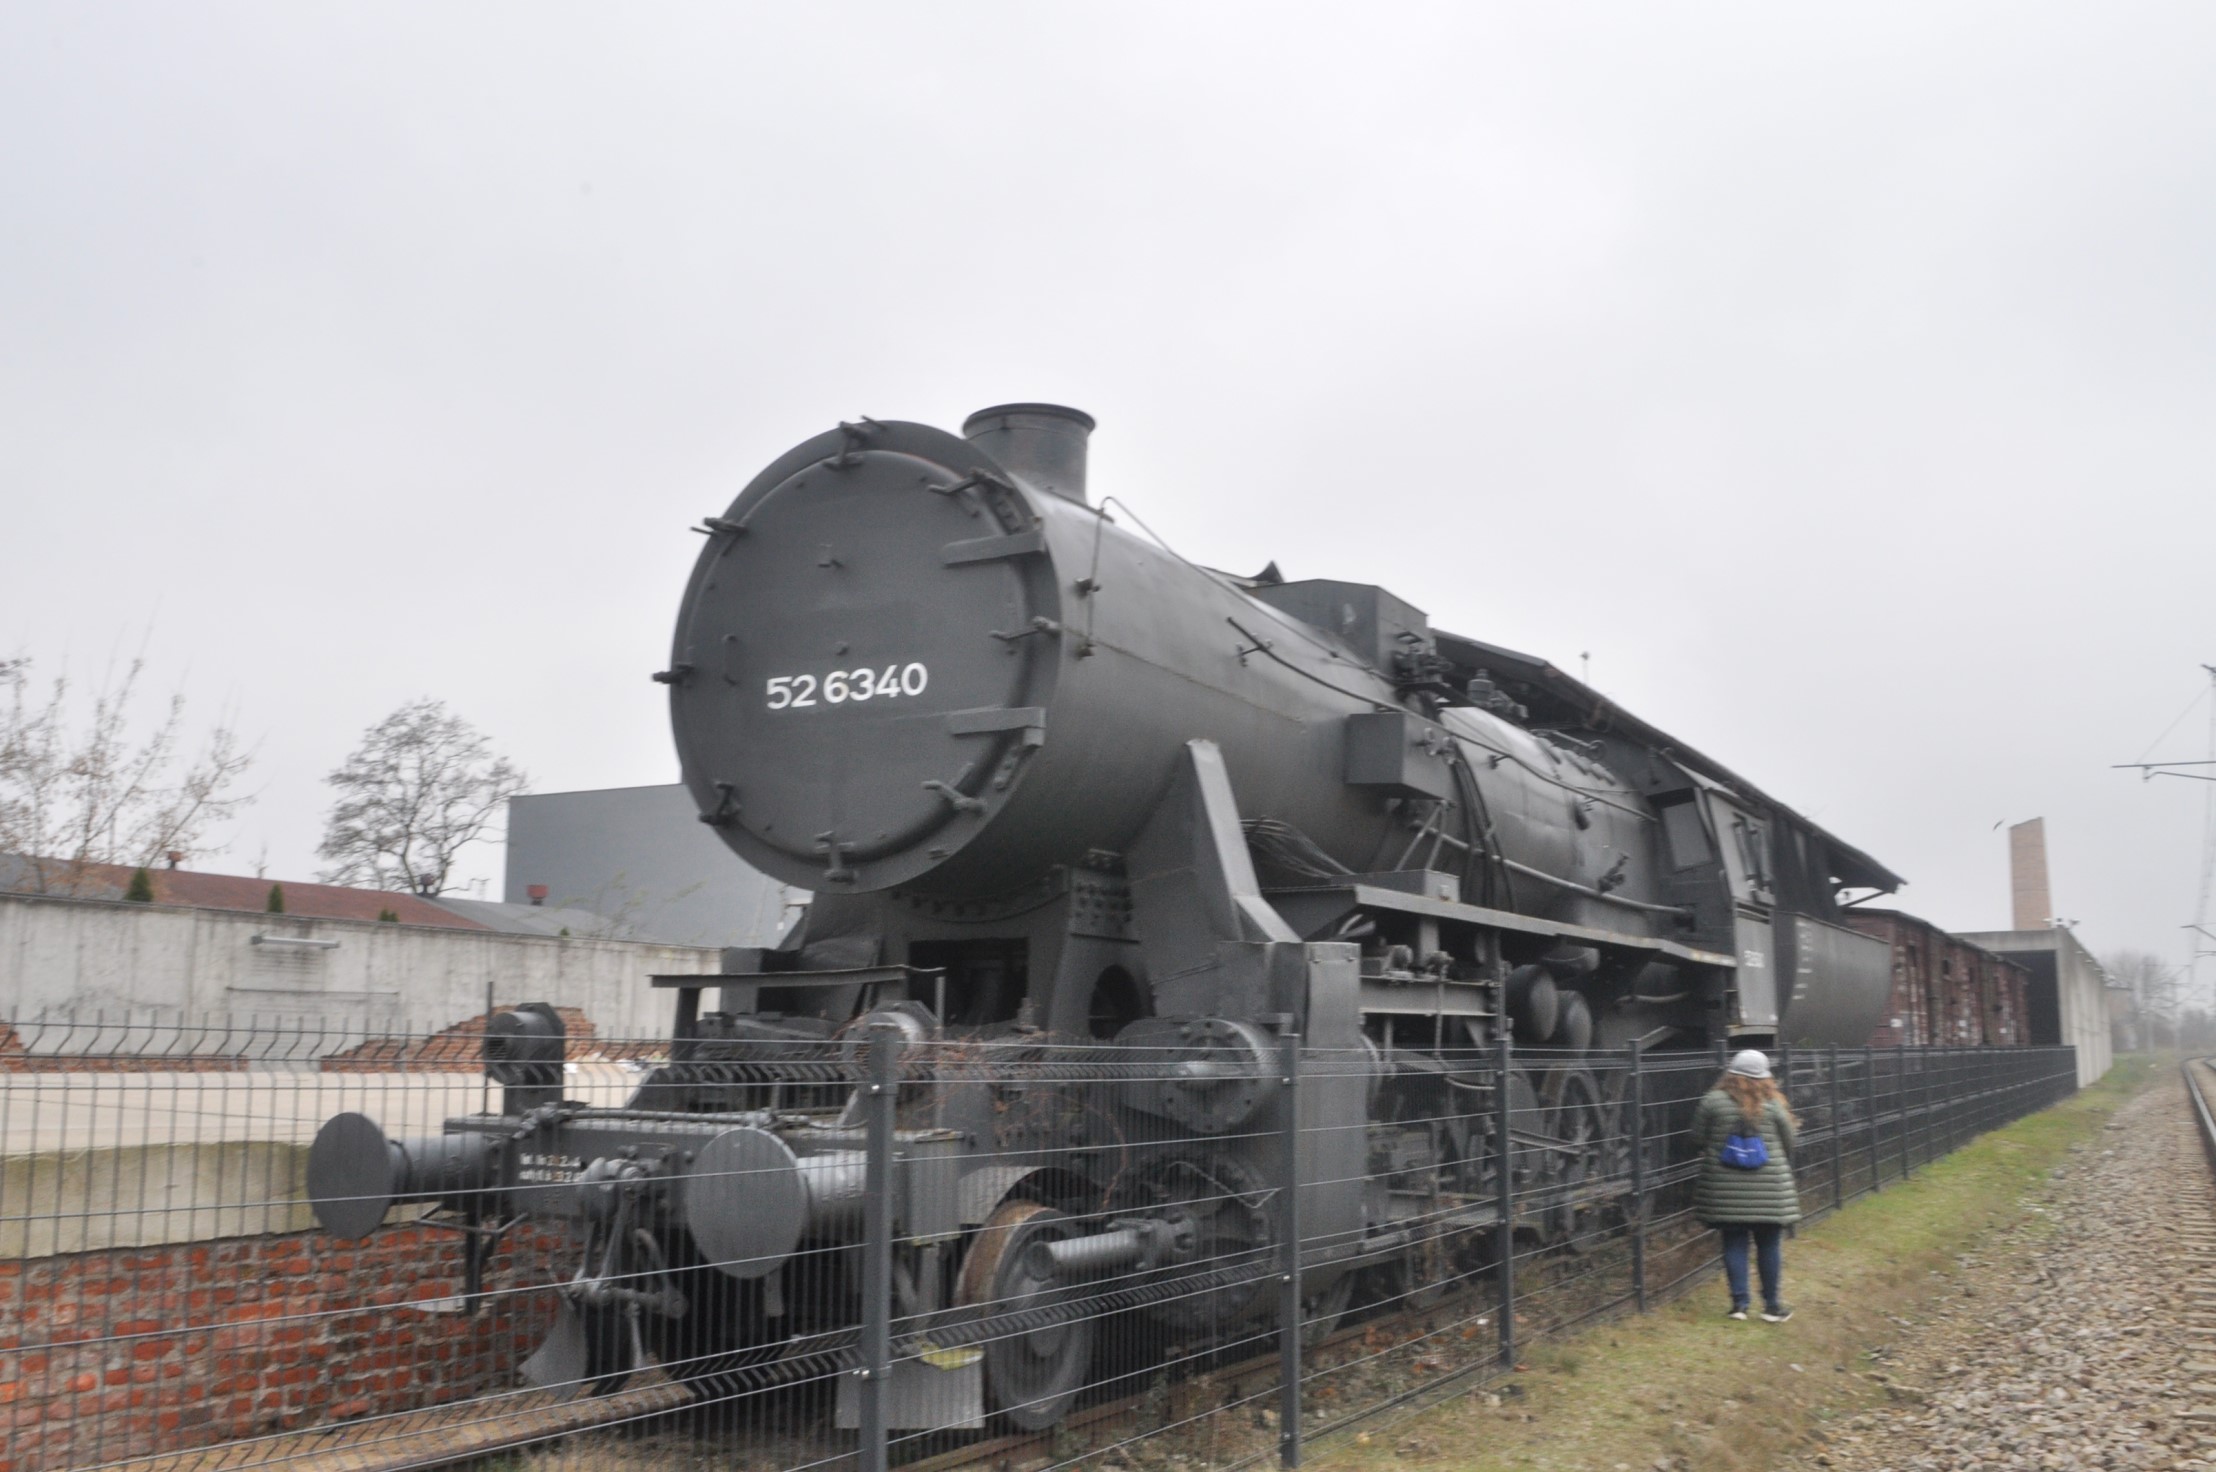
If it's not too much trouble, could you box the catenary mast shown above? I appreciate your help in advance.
[2196,664,2216,1009]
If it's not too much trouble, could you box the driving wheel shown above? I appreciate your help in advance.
[958,1200,1094,1430]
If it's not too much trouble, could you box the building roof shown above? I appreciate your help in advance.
[1432,630,1906,894]
[425,895,630,938]
[1955,925,2116,984]
[1835,907,2036,973]
[0,854,489,930]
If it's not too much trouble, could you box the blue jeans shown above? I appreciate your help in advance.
[1718,1224,1783,1311]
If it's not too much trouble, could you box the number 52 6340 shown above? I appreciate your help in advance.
[765,662,929,710]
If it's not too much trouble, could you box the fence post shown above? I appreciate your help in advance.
[1930,1050,1941,1159]
[1896,1042,1910,1180]
[1496,1029,1516,1371]
[1627,1040,1647,1313]
[1277,1028,1303,1469]
[1906,1046,1920,1171]
[1864,1046,1881,1194]
[1916,1049,1925,1160]
[1966,1049,1978,1150]
[1828,1045,1843,1213]
[858,1025,899,1472]
[1941,1050,1958,1152]
[1949,1050,1962,1155]
[1927,1049,1939,1162]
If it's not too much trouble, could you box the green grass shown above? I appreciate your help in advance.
[1319,1054,2159,1472]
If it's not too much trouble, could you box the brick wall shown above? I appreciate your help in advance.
[0,1026,247,1073]
[0,1224,570,1472]
[318,1007,663,1073]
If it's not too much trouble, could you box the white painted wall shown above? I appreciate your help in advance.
[0,1064,639,1256]
[1958,927,2114,1088]
[0,890,716,1042]
[2055,931,2116,1087]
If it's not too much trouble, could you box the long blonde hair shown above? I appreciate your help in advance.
[1717,1071,1796,1129]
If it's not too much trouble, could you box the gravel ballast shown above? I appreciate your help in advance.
[1787,1066,2215,1472]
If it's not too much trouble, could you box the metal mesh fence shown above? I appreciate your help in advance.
[0,1013,2080,1472]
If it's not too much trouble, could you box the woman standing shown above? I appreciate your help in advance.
[1692,1049,1800,1322]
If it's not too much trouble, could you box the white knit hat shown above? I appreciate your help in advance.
[1726,1048,1772,1079]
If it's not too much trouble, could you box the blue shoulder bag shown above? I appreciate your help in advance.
[1718,1114,1769,1170]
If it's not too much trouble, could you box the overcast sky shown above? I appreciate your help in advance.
[3,4,2211,985]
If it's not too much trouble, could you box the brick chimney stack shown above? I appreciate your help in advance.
[2009,818,2053,930]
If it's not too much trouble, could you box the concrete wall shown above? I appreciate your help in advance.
[503,783,800,948]
[0,889,717,1040]
[1956,926,2115,1088]
[0,1066,639,1257]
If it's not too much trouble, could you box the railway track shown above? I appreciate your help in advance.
[94,1375,697,1472]
[96,1276,1504,1472]
[2176,1059,2216,1424]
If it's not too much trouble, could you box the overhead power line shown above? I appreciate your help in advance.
[2135,682,2210,763]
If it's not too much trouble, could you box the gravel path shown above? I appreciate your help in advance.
[1789,1066,2216,1472]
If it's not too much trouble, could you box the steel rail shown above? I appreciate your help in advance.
[2182,1057,2216,1178]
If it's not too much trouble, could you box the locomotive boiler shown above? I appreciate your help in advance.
[308,405,1899,1429]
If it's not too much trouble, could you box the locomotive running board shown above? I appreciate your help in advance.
[1263,881,1736,970]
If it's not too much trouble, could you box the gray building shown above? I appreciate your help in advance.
[502,783,798,948]
[1965,818,2115,1087]
[1954,926,2115,1088]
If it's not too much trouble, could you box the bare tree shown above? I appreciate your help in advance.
[317,699,527,895]
[0,654,255,893]
[2102,948,2176,1050]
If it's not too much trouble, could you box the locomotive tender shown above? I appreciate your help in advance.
[309,405,1899,1428]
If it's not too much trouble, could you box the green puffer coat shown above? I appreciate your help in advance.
[1690,1089,1802,1226]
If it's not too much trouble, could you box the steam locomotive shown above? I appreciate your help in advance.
[308,405,1899,1429]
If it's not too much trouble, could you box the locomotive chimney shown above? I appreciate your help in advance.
[962,403,1095,505]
